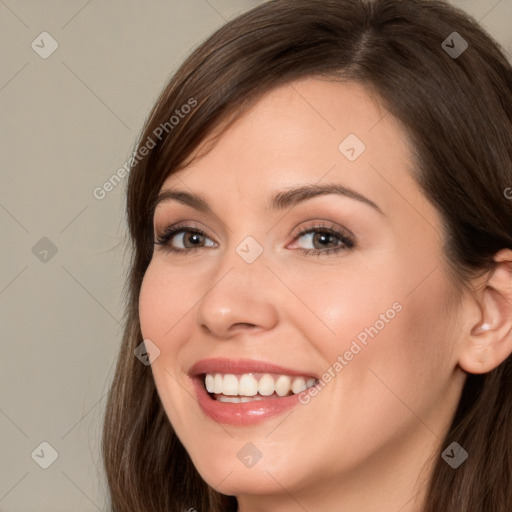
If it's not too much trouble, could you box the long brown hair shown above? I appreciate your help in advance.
[101,1,512,510]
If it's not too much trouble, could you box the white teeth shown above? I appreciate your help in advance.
[218,396,240,403]
[258,374,275,396]
[239,374,259,396]
[223,374,239,395]
[240,396,263,402]
[205,374,215,393]
[291,377,306,394]
[203,372,317,399]
[218,395,265,403]
[213,374,223,394]
[275,375,292,397]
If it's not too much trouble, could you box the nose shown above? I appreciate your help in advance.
[195,246,279,339]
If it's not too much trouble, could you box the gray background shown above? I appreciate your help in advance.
[1,1,510,510]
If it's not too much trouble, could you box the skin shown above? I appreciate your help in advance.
[138,77,512,512]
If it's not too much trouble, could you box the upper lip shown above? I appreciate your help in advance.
[189,358,318,379]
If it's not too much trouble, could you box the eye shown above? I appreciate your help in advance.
[154,224,216,254]
[154,221,355,256]
[289,222,355,256]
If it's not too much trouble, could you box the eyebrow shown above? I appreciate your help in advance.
[154,183,384,216]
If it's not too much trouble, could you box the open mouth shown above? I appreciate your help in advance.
[200,372,319,403]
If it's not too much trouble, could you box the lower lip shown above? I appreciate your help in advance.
[192,377,302,426]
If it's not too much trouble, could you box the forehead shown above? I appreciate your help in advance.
[159,77,421,215]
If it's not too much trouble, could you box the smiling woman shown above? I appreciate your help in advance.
[101,1,512,511]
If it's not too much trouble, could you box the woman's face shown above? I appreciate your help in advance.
[139,78,467,509]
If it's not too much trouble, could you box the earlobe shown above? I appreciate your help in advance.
[458,249,512,375]
[472,322,491,335]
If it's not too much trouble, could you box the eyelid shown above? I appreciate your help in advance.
[154,218,353,240]
[288,221,355,253]
[154,221,216,245]
[154,218,356,257]
[290,219,355,242]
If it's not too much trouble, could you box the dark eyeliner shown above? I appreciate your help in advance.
[154,223,211,254]
[292,223,355,256]
[153,221,355,256]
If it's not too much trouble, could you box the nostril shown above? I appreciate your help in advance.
[232,323,257,329]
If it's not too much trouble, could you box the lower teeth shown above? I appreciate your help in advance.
[215,393,282,403]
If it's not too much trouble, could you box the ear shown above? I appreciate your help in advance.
[458,248,512,375]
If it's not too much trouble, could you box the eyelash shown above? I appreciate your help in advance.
[154,221,355,257]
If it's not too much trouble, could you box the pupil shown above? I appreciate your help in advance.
[315,232,333,248]
[186,233,202,247]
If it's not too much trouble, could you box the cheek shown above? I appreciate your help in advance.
[139,261,199,345]
[139,265,166,343]
[138,262,196,425]
[305,269,456,459]
[350,266,458,414]
[291,259,456,400]
[283,260,401,353]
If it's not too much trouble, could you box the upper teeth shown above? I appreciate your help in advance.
[204,373,317,397]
